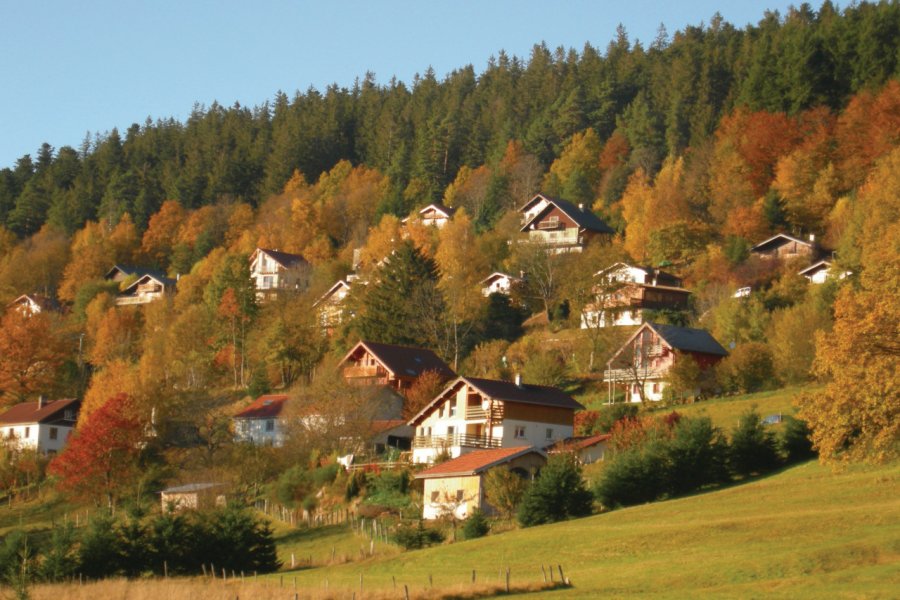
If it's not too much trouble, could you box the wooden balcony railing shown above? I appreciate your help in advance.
[465,406,487,420]
[603,367,667,382]
[412,434,501,450]
[343,365,382,378]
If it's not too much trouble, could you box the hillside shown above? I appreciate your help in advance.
[267,460,900,598]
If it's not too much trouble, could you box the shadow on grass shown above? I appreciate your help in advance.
[275,523,350,545]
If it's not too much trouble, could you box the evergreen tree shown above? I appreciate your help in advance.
[517,454,593,526]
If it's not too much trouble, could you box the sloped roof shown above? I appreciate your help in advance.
[520,195,615,234]
[415,446,543,478]
[480,272,524,285]
[750,233,813,253]
[409,376,584,426]
[545,433,611,453]
[256,248,308,269]
[518,193,552,213]
[342,341,456,381]
[120,272,177,293]
[650,323,728,356]
[798,259,831,276]
[235,394,288,419]
[0,398,79,425]
[8,294,60,312]
[162,482,226,494]
[312,279,352,308]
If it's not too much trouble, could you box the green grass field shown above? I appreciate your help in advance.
[270,459,900,598]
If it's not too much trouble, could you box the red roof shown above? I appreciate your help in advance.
[545,433,611,453]
[235,395,288,419]
[415,446,543,478]
[0,399,79,425]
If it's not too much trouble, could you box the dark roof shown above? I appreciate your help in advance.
[415,446,544,478]
[106,264,169,282]
[521,195,615,234]
[649,323,729,356]
[343,341,456,380]
[235,394,288,419]
[750,233,814,253]
[258,248,307,269]
[120,273,177,293]
[798,260,831,276]
[0,399,79,425]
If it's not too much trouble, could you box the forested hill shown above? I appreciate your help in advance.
[1,1,898,236]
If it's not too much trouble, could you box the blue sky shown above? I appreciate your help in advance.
[1,0,799,168]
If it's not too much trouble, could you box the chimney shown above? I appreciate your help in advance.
[578,203,585,212]
[38,395,45,409]
[515,373,522,387]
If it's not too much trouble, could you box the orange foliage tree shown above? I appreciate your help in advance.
[0,310,69,404]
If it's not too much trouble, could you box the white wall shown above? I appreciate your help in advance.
[0,424,72,454]
[233,418,284,447]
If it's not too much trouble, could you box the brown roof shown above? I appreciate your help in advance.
[257,248,308,269]
[545,433,611,453]
[342,341,456,381]
[235,394,288,419]
[520,196,615,234]
[409,377,584,426]
[0,399,79,425]
[415,446,543,478]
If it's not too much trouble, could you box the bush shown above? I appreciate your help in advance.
[664,416,729,495]
[594,443,668,507]
[483,467,529,520]
[729,409,780,477]
[716,342,776,393]
[461,509,490,540]
[781,416,816,463]
[517,454,593,526]
[592,403,639,434]
[391,521,444,550]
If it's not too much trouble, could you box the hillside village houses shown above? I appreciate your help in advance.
[581,262,691,328]
[249,247,311,300]
[604,322,729,403]
[0,398,79,455]
[520,195,615,253]
[415,446,547,520]
[408,375,583,465]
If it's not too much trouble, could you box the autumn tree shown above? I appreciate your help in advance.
[483,467,529,521]
[0,310,69,404]
[49,393,145,510]
[140,200,185,270]
[543,128,602,208]
[403,370,448,419]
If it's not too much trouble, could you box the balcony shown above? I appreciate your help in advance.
[465,405,487,420]
[412,433,501,450]
[343,365,382,378]
[603,367,667,382]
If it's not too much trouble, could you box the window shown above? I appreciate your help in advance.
[49,427,58,441]
[24,427,29,438]
[545,428,553,440]
[456,490,464,501]
[449,400,457,417]
[652,383,660,394]
[261,276,274,289]
[514,425,526,439]
[64,409,75,420]
[446,426,455,436]
[265,420,275,432]
[430,491,439,503]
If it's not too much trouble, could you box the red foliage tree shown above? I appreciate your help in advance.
[48,393,144,510]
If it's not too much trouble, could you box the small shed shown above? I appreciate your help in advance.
[161,482,227,513]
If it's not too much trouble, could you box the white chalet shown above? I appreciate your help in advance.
[402,203,457,229]
[116,273,176,306]
[7,294,58,317]
[313,278,354,331]
[0,398,79,455]
[408,376,583,465]
[249,248,310,299]
[233,394,288,447]
[480,272,524,297]
[581,263,691,328]
[798,260,850,284]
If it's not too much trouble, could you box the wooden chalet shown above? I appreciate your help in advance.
[581,263,691,328]
[414,446,546,520]
[750,233,820,261]
[249,248,310,299]
[339,340,456,392]
[402,203,457,228]
[115,273,176,305]
[407,375,584,465]
[0,398,79,455]
[604,322,728,403]
[520,195,615,253]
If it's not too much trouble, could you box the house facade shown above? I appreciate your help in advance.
[799,260,850,284]
[750,233,819,261]
[402,203,457,228]
[115,273,176,306]
[414,446,546,520]
[408,376,583,465]
[520,195,615,253]
[581,263,691,328]
[249,248,310,299]
[0,398,79,454]
[518,193,552,225]
[545,433,610,465]
[233,394,288,447]
[339,340,456,393]
[480,272,524,297]
[604,322,728,403]
[161,482,227,513]
[7,294,59,317]
[313,278,354,331]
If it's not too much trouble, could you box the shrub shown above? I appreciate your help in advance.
[363,470,413,510]
[391,521,444,550]
[483,467,529,521]
[461,509,490,540]
[781,416,816,463]
[664,416,729,495]
[517,454,593,526]
[592,403,639,434]
[593,442,669,507]
[729,409,780,477]
[716,342,776,393]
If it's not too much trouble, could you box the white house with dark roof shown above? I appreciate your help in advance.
[313,278,354,331]
[115,273,176,306]
[480,272,524,297]
[408,375,584,464]
[604,322,728,403]
[520,195,615,253]
[249,248,311,299]
[798,260,850,284]
[233,394,288,446]
[402,203,457,228]
[0,398,79,454]
[7,294,59,317]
